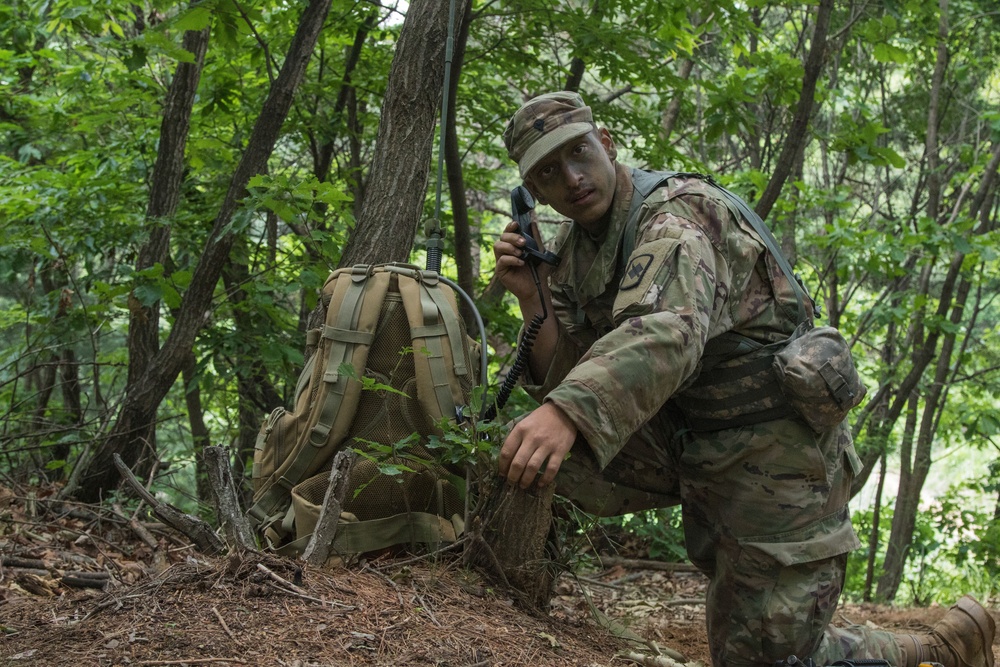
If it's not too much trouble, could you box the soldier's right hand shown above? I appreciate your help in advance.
[493,219,550,302]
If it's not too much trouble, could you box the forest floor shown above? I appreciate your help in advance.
[2,484,998,667]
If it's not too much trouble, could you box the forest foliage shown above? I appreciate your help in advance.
[2,0,999,605]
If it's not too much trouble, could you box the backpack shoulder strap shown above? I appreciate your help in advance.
[621,168,679,262]
[392,265,469,423]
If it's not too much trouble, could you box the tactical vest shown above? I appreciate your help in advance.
[622,169,805,432]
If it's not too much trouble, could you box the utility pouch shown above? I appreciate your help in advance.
[772,321,867,433]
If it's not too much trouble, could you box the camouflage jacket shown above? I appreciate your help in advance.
[524,162,808,469]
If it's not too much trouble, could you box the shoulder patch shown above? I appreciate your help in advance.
[620,253,653,290]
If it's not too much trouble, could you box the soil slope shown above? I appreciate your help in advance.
[2,485,997,666]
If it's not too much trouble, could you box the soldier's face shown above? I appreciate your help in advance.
[526,128,617,231]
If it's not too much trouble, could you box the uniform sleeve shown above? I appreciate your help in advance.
[545,196,734,469]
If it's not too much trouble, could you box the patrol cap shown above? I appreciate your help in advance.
[502,91,595,178]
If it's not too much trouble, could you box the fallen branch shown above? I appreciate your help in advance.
[112,502,159,551]
[1,556,47,570]
[113,453,224,555]
[61,572,110,589]
[598,556,700,573]
[212,606,235,640]
[136,659,246,665]
[618,651,687,667]
[256,563,354,609]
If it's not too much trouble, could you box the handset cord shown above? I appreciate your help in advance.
[482,261,547,422]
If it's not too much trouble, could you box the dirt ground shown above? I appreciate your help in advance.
[1,485,998,667]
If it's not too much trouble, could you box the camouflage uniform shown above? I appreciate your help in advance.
[520,162,903,666]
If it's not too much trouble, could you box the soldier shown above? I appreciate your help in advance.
[492,91,996,667]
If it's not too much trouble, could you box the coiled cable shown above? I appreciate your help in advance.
[482,261,547,421]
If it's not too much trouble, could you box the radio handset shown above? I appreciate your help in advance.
[511,186,560,267]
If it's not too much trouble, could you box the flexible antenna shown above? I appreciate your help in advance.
[425,0,458,274]
[420,0,490,418]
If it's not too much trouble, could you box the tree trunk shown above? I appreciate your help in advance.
[863,450,886,602]
[444,0,476,329]
[182,353,213,507]
[875,391,920,601]
[221,255,283,488]
[467,478,556,611]
[754,0,832,220]
[124,25,212,477]
[67,0,334,503]
[338,0,454,267]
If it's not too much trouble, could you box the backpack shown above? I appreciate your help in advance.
[247,263,478,559]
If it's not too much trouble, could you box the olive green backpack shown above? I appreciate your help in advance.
[247,263,477,559]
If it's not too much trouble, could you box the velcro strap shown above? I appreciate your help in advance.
[820,362,855,407]
[305,327,322,347]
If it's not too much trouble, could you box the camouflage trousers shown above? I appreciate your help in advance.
[556,409,904,667]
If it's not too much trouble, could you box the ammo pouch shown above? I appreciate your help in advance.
[772,321,866,433]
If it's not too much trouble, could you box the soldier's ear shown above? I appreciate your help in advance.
[599,128,617,161]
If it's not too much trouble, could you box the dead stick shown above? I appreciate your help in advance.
[302,449,355,567]
[112,502,159,551]
[2,557,47,570]
[204,446,257,551]
[257,563,307,595]
[61,574,108,590]
[256,564,354,609]
[212,606,235,640]
[136,659,246,665]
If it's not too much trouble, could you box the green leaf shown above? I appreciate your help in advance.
[173,6,213,32]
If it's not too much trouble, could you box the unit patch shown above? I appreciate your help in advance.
[620,254,653,290]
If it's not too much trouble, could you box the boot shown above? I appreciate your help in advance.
[897,595,996,667]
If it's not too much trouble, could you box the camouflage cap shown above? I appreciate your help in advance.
[502,91,595,178]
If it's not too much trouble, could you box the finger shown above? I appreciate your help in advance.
[498,232,526,252]
[494,235,526,260]
[520,447,551,489]
[536,449,563,488]
[498,427,522,477]
[506,435,538,487]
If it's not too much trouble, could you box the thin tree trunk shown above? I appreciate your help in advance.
[661,59,694,141]
[444,0,476,329]
[124,25,212,477]
[863,450,886,602]
[182,353,213,507]
[754,0,833,220]
[875,391,920,601]
[338,0,454,267]
[67,0,334,503]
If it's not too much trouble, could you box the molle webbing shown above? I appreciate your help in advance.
[671,347,796,432]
